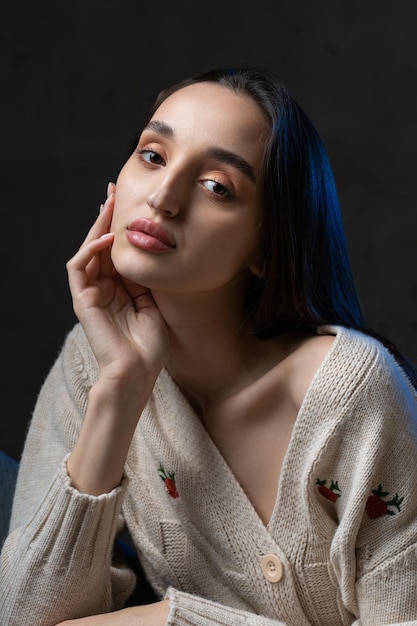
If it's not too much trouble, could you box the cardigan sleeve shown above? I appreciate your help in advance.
[0,324,137,626]
[329,341,417,625]
[165,586,417,626]
[165,588,289,625]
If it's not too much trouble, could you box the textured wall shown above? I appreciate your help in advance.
[1,1,416,460]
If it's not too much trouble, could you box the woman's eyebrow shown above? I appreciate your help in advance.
[143,120,256,184]
[205,147,256,184]
[143,120,174,137]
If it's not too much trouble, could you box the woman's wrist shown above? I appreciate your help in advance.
[93,368,159,412]
[128,599,170,625]
[67,375,156,495]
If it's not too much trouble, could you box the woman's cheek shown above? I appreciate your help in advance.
[110,195,124,233]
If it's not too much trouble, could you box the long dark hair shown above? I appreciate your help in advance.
[140,67,417,387]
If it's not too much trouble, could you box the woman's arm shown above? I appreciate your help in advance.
[0,186,170,625]
[0,326,138,625]
[54,596,291,626]
[65,185,169,496]
[330,341,417,625]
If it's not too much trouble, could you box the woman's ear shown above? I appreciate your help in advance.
[249,256,267,278]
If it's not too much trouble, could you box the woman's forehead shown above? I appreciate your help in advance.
[149,82,268,155]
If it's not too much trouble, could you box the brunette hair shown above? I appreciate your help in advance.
[137,67,417,386]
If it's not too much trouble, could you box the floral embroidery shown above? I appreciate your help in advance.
[365,484,403,519]
[158,463,179,499]
[316,478,342,503]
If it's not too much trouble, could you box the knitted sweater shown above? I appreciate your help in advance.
[1,324,417,625]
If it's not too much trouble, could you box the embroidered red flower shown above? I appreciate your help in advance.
[316,479,341,503]
[158,463,179,499]
[366,484,403,519]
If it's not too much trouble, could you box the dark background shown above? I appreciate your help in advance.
[2,1,416,462]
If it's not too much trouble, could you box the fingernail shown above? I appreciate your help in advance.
[99,203,104,214]
[107,182,114,197]
[99,232,114,240]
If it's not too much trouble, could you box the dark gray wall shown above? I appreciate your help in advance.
[2,1,416,461]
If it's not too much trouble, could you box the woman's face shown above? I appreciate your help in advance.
[110,81,268,297]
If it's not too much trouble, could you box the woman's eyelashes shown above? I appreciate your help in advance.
[199,178,233,198]
[135,147,164,166]
[135,147,235,200]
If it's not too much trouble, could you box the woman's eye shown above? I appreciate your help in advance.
[201,179,232,197]
[137,149,165,166]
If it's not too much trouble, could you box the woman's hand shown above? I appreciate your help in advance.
[55,600,169,626]
[66,183,169,382]
[66,184,169,495]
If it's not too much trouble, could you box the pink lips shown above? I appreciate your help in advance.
[126,218,176,251]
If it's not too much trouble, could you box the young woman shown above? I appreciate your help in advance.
[1,67,416,626]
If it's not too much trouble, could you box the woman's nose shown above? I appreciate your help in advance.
[146,174,184,217]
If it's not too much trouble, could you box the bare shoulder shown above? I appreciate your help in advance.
[285,332,336,411]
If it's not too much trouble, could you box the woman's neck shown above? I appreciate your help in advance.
[151,288,291,417]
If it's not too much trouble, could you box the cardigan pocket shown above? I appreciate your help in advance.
[159,520,256,610]
[160,519,191,590]
[296,561,353,626]
[160,519,225,595]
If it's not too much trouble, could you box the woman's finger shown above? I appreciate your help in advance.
[80,186,116,248]
[67,233,114,292]
[98,236,116,277]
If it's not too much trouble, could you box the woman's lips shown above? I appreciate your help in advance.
[126,218,176,251]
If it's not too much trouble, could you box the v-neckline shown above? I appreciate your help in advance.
[156,325,342,534]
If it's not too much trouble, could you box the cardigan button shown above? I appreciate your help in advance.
[261,554,283,583]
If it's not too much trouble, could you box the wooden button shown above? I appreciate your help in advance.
[261,553,283,583]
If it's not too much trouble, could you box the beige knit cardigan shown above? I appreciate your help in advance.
[1,324,417,625]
